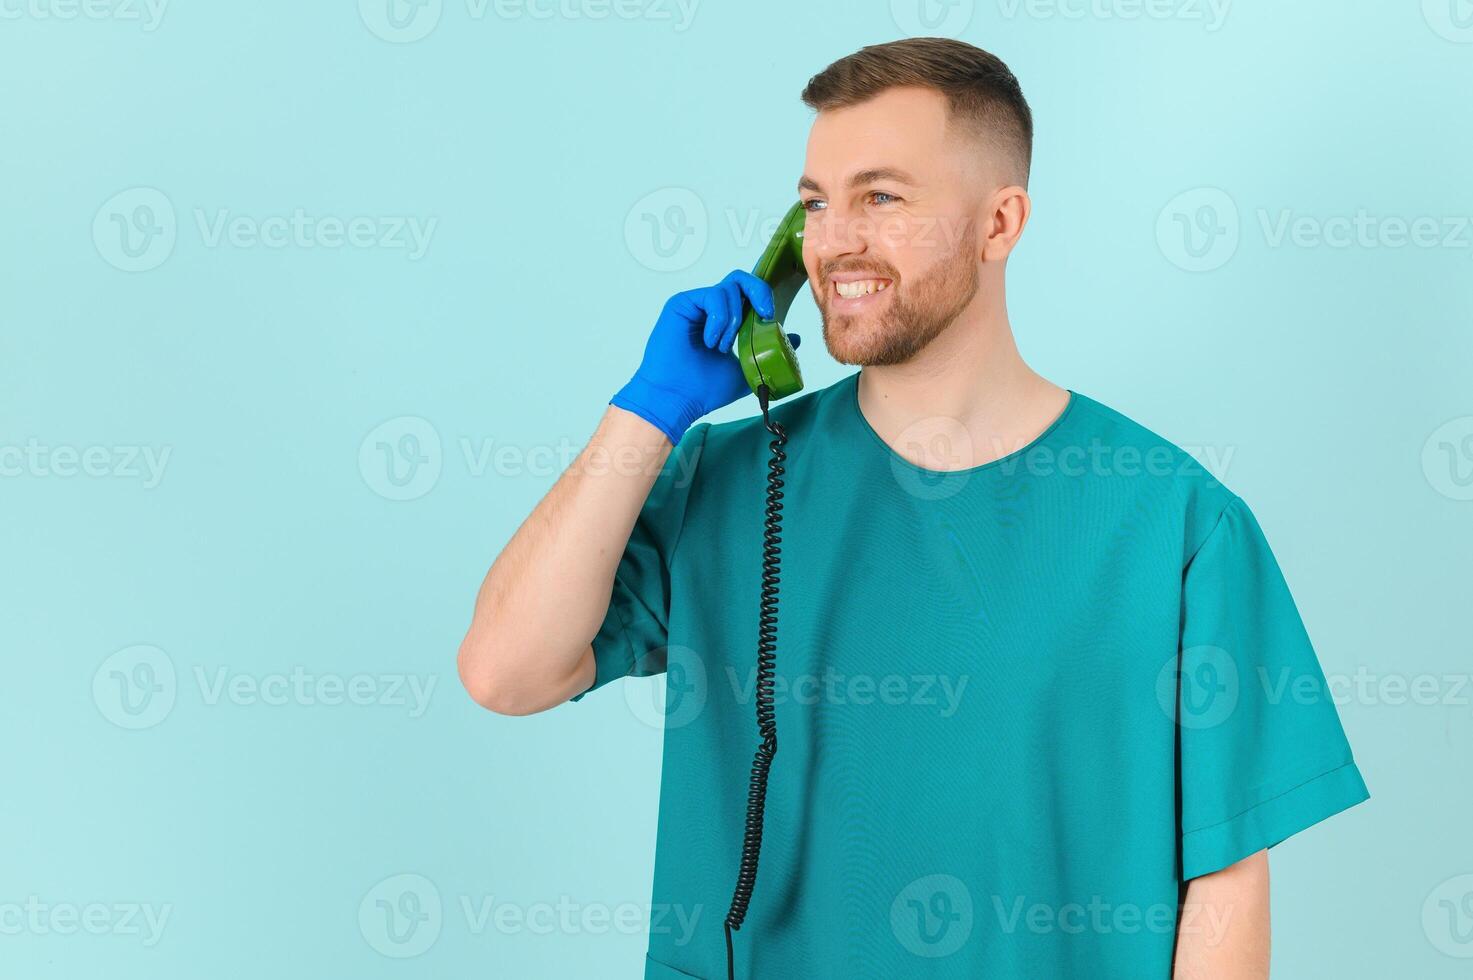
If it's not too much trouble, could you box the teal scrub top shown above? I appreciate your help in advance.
[573,370,1369,979]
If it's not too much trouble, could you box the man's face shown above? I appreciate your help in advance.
[799,85,982,367]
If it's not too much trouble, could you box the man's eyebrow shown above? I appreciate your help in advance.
[797,167,918,195]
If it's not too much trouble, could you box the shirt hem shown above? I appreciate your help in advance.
[1180,760,1370,880]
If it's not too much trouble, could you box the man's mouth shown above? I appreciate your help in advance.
[829,274,894,311]
[834,278,890,298]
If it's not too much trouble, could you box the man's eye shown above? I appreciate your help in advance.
[802,198,827,212]
[869,191,899,205]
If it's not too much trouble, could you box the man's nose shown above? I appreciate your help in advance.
[805,208,870,266]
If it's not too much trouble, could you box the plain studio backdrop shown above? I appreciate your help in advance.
[2,1,1469,976]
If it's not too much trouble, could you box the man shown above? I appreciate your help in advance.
[457,37,1368,979]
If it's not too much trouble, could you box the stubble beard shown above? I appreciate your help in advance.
[818,223,980,368]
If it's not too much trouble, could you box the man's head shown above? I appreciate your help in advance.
[798,38,1033,366]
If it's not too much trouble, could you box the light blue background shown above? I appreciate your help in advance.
[3,1,1471,976]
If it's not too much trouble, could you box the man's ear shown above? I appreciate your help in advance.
[980,184,1031,262]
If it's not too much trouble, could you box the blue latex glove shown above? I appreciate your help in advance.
[611,269,802,445]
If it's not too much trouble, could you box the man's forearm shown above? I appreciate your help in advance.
[456,404,672,714]
[1172,849,1271,979]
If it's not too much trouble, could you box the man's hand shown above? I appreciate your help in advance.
[610,269,799,445]
[1173,849,1270,979]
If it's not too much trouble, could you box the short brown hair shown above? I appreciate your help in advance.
[801,37,1033,187]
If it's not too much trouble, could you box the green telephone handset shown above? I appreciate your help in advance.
[734,201,806,402]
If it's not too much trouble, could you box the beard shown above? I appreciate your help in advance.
[816,220,980,367]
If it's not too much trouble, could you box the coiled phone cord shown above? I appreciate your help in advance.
[723,382,786,980]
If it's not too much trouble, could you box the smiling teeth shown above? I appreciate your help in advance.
[835,279,889,299]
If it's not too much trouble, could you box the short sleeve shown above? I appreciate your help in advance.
[1175,496,1370,879]
[569,421,709,702]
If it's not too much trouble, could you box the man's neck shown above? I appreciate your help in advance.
[855,304,1070,471]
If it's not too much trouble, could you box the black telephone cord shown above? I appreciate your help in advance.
[723,382,786,980]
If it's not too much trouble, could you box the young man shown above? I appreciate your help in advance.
[458,38,1368,980]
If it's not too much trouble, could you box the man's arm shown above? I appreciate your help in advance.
[1172,849,1270,979]
[456,405,670,715]
[456,270,779,716]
